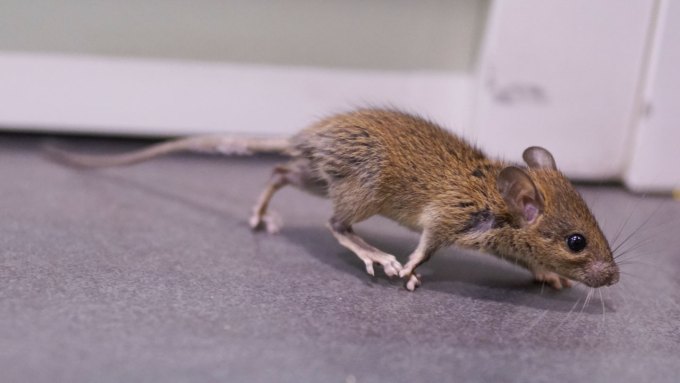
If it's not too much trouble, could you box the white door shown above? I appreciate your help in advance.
[625,0,680,192]
[473,0,655,180]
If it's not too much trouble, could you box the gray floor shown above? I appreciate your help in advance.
[1,134,679,383]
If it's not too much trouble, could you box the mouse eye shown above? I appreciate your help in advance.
[566,234,587,252]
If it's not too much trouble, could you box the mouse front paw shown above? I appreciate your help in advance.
[404,273,421,291]
[532,269,573,290]
[249,211,283,234]
[399,263,423,291]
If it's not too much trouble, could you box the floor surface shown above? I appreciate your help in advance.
[1,135,679,383]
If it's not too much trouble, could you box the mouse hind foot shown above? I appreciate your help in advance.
[326,219,402,278]
[250,165,290,234]
[250,161,324,234]
[249,210,283,234]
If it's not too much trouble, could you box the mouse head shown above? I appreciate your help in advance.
[496,147,619,287]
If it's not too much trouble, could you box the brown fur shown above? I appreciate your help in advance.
[283,108,618,289]
[50,107,619,291]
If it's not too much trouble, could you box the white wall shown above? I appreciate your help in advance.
[0,0,489,71]
[625,0,680,192]
[0,1,486,137]
[473,0,655,180]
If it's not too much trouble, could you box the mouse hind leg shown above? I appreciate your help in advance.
[250,160,326,233]
[325,185,402,278]
[327,217,402,278]
[250,165,288,233]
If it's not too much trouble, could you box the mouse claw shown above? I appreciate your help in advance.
[405,273,421,291]
[385,260,403,277]
[249,214,260,229]
[364,257,401,278]
[398,265,413,279]
[560,277,574,288]
[365,262,375,277]
[249,212,282,234]
[382,265,396,277]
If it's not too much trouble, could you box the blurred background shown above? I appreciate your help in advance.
[0,0,677,192]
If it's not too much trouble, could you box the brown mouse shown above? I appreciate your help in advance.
[47,108,619,291]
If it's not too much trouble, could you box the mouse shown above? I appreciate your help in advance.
[47,108,620,291]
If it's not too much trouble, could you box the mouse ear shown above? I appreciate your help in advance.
[497,166,544,225]
[523,146,557,169]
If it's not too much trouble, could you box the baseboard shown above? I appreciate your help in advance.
[0,52,473,138]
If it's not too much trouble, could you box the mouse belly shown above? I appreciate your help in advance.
[378,207,426,232]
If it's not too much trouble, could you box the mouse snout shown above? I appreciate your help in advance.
[584,260,619,287]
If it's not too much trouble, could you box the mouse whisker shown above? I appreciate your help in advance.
[613,279,632,307]
[616,259,655,267]
[552,295,583,334]
[614,217,674,260]
[614,232,659,257]
[598,289,606,326]
[608,192,657,248]
[614,250,654,265]
[579,287,595,316]
[619,258,677,281]
[603,285,614,305]
[609,195,645,247]
[618,270,646,282]
[520,308,550,338]
[614,240,654,260]
[611,201,664,255]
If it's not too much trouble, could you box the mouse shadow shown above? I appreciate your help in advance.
[280,225,613,314]
[50,160,611,315]
[64,166,245,226]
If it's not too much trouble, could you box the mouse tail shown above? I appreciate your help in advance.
[44,135,291,168]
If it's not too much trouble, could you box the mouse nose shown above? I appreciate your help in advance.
[586,261,619,287]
